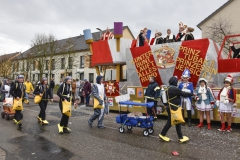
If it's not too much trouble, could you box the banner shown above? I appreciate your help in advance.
[173,39,209,87]
[130,46,162,87]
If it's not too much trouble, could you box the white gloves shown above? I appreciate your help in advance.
[182,89,191,93]
[215,100,220,106]
[224,100,229,105]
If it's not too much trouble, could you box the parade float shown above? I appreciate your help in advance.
[83,23,240,123]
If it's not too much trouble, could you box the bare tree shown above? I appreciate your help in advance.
[205,17,234,55]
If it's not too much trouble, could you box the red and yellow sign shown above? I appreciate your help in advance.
[130,46,162,87]
[173,39,209,86]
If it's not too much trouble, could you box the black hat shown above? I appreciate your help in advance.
[169,76,178,86]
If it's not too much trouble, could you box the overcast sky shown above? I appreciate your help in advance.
[0,0,228,54]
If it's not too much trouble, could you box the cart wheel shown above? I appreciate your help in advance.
[119,127,125,133]
[4,114,9,120]
[143,129,149,136]
[1,112,4,119]
[148,128,154,134]
[127,125,132,130]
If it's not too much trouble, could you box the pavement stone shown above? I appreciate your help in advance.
[0,148,6,160]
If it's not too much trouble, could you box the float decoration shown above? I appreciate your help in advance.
[114,22,123,52]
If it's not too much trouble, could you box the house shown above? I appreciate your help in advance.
[0,52,20,79]
[197,0,240,42]
[11,26,134,85]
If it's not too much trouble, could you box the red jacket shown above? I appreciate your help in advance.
[217,87,236,103]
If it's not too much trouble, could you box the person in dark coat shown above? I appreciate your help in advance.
[159,76,195,143]
[144,76,160,119]
[57,76,77,134]
[50,78,55,94]
[184,27,195,41]
[230,43,240,58]
[10,75,26,127]
[164,29,176,43]
[33,78,53,125]
[138,28,148,47]
[83,78,92,106]
[79,81,85,104]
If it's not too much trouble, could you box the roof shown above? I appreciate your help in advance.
[0,52,20,61]
[13,26,134,61]
[197,0,234,30]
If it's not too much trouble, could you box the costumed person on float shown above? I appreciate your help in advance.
[216,74,236,132]
[178,69,194,127]
[144,76,160,120]
[164,29,176,43]
[150,31,164,45]
[183,27,195,41]
[10,75,26,128]
[88,75,107,128]
[33,78,53,125]
[159,76,194,143]
[230,43,240,58]
[195,78,215,130]
[57,76,77,134]
[100,27,114,40]
[176,22,187,42]
[137,28,148,47]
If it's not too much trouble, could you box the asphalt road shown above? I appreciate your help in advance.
[0,100,240,160]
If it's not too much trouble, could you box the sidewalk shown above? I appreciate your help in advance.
[28,94,93,106]
[0,148,6,160]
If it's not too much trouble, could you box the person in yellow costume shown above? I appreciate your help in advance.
[24,79,34,104]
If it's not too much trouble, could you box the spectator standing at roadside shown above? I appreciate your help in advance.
[83,79,91,106]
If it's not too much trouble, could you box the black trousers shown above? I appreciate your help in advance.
[59,101,69,127]
[80,96,84,104]
[38,100,48,120]
[161,107,183,139]
[14,110,22,121]
[146,99,157,116]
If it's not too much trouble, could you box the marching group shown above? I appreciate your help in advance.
[144,69,237,143]
[0,75,107,134]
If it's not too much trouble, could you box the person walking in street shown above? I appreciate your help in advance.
[57,76,77,134]
[83,78,91,106]
[10,75,26,127]
[71,79,76,103]
[88,75,106,129]
[79,81,85,104]
[144,76,160,120]
[0,79,10,101]
[159,76,194,143]
[195,78,215,130]
[75,79,80,100]
[216,75,236,132]
[24,79,34,104]
[33,78,53,125]
[50,78,55,95]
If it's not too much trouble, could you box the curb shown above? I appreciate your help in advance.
[0,148,6,160]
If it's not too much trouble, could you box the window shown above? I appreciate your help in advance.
[121,65,127,81]
[33,61,36,71]
[17,62,19,71]
[37,74,40,81]
[61,58,65,69]
[51,74,55,79]
[68,57,73,69]
[89,73,94,83]
[46,60,49,70]
[68,72,72,76]
[26,62,29,71]
[80,73,84,80]
[13,63,15,72]
[51,59,55,70]
[80,56,84,68]
[33,74,35,81]
[60,74,65,80]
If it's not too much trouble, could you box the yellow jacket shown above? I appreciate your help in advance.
[24,82,34,93]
